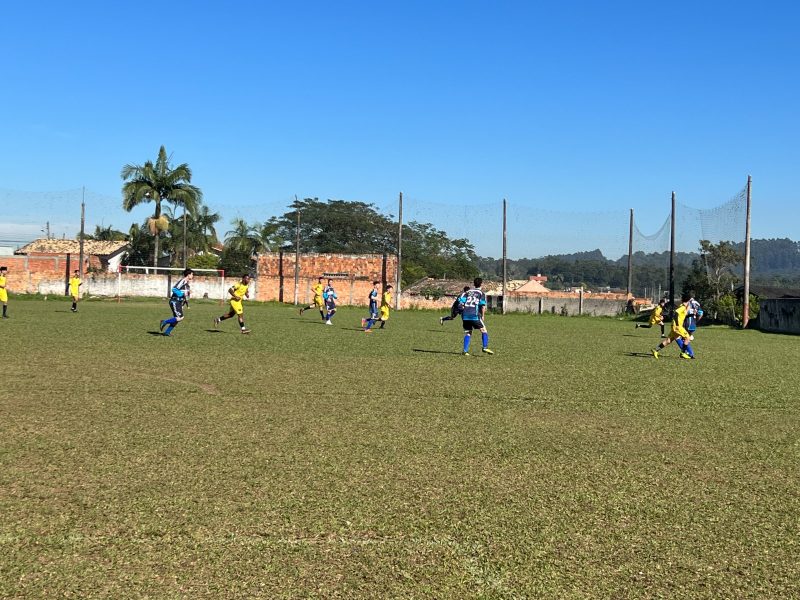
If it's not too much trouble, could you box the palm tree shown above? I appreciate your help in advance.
[195,205,221,248]
[121,146,202,271]
[224,218,261,255]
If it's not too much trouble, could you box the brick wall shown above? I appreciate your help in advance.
[255,252,397,306]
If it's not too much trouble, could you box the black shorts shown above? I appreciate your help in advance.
[169,298,184,319]
[462,318,485,331]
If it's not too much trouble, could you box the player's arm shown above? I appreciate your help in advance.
[228,286,240,301]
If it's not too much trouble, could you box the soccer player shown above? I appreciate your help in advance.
[440,286,470,325]
[160,268,193,336]
[652,293,695,360]
[460,278,494,355]
[300,276,326,321]
[69,269,82,312]
[323,280,337,325]
[636,297,667,337]
[685,296,703,340]
[0,266,8,318]
[361,281,380,330]
[365,284,393,332]
[214,273,252,334]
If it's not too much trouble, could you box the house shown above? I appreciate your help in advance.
[15,239,130,273]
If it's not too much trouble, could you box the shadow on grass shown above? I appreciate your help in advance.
[204,329,224,333]
[147,331,166,336]
[625,351,660,358]
[413,348,463,355]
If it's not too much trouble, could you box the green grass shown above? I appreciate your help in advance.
[1,298,798,598]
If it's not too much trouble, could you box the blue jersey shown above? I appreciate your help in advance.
[369,289,378,313]
[171,277,191,302]
[324,287,337,309]
[460,288,486,321]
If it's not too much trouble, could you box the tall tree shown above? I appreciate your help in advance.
[121,146,202,270]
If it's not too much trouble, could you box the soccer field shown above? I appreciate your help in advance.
[1,298,798,599]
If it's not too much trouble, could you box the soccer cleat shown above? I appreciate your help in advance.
[680,352,691,359]
[462,351,470,356]
[635,324,640,329]
[162,332,171,337]
[299,308,304,315]
[213,317,220,329]
[241,328,251,334]
[326,320,332,325]
[482,348,494,355]
[361,318,366,327]
[440,317,444,325]
[364,328,372,333]
[651,350,659,359]
[159,319,167,332]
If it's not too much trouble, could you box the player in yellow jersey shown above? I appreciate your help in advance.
[0,266,8,318]
[373,284,393,330]
[69,269,82,312]
[636,297,666,337]
[214,274,252,334]
[652,293,695,359]
[299,276,326,321]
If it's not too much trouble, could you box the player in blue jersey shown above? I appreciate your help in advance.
[160,268,193,336]
[440,286,470,325]
[460,278,494,355]
[323,279,337,325]
[362,281,380,331]
[685,296,703,340]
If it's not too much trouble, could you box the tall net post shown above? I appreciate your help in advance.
[502,198,507,314]
[396,192,402,310]
[626,209,633,296]
[669,191,676,310]
[743,176,752,328]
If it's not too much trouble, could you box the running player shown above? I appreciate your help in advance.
[362,281,380,330]
[0,266,8,318]
[440,286,470,325]
[366,284,393,332]
[636,297,666,337]
[214,274,252,334]
[160,268,193,336]
[460,278,493,355]
[685,296,703,340]
[69,269,82,312]
[300,276,326,321]
[323,280,337,325]
[652,293,695,359]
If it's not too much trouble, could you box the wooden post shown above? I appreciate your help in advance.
[396,192,402,310]
[626,208,634,297]
[78,188,85,276]
[743,176,752,328]
[669,191,676,312]
[278,248,284,303]
[65,253,71,296]
[294,197,300,305]
[502,199,507,314]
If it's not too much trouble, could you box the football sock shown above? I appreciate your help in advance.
[463,334,471,353]
[379,321,385,328]
[165,325,175,335]
[365,318,374,330]
[482,332,489,348]
[72,301,77,310]
[2,305,6,317]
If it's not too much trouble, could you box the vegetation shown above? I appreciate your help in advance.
[121,146,203,269]
[2,301,798,598]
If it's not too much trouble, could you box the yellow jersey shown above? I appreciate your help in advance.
[69,276,81,297]
[0,275,5,290]
[671,304,689,338]
[312,283,324,298]
[648,305,663,326]
[382,291,392,308]
[0,275,6,302]
[231,282,249,301]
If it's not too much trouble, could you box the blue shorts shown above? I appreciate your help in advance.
[169,298,185,319]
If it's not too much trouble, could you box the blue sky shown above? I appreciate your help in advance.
[1,1,798,258]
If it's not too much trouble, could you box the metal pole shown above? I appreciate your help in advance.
[79,188,86,276]
[502,198,507,314]
[396,191,402,310]
[743,175,752,328]
[669,191,676,312]
[294,196,300,305]
[626,208,634,297]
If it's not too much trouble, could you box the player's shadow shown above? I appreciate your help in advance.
[147,331,165,336]
[413,348,464,355]
[205,329,224,333]
[625,351,658,358]
[621,334,640,337]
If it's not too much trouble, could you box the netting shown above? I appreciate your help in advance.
[631,185,747,299]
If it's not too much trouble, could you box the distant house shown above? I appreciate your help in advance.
[15,239,129,273]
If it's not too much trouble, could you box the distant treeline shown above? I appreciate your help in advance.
[477,238,800,292]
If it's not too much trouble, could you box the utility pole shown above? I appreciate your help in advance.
[626,209,634,297]
[396,192,402,310]
[502,199,507,314]
[78,188,86,276]
[743,175,753,328]
[294,196,300,305]
[182,201,188,269]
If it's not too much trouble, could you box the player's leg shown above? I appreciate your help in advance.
[462,322,472,355]
[479,321,493,354]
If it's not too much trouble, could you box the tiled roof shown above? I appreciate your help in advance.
[16,238,129,256]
